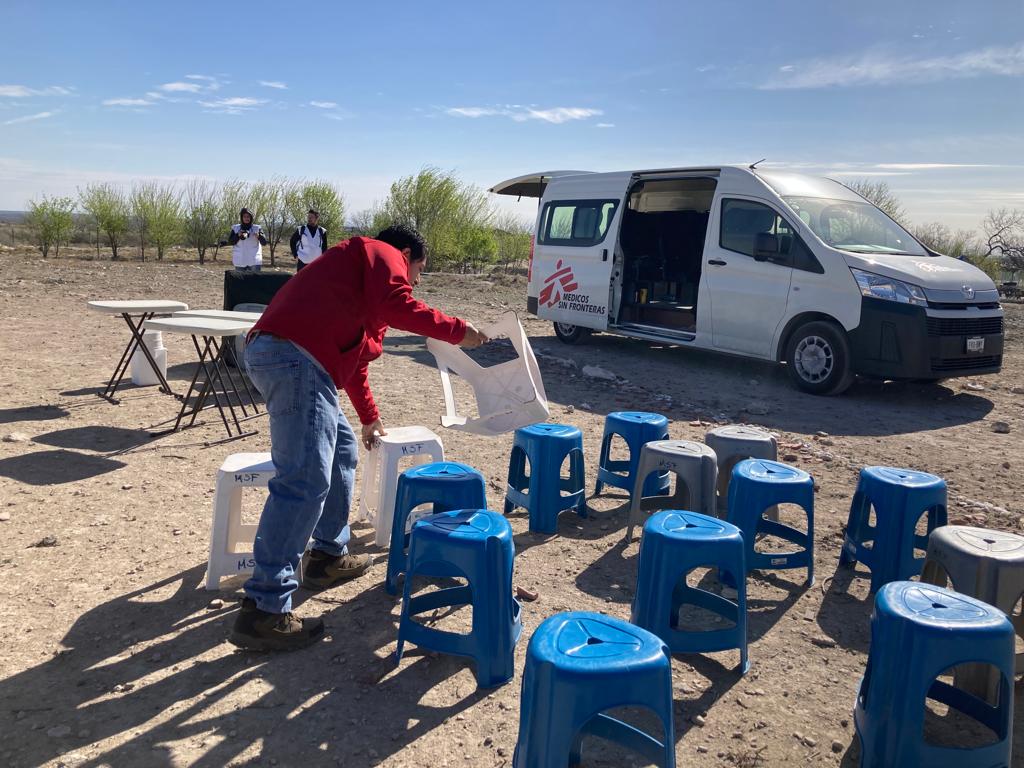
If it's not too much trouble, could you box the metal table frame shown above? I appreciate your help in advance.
[88,300,188,402]
[144,317,262,446]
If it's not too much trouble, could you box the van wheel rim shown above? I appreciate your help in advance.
[555,323,577,336]
[795,335,834,383]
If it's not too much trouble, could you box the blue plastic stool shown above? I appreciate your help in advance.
[632,511,748,674]
[840,466,948,593]
[513,611,675,768]
[396,509,522,688]
[385,462,487,595]
[504,423,586,534]
[726,459,815,586]
[595,411,670,498]
[854,581,1015,767]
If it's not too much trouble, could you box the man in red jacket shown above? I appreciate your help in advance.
[230,225,487,651]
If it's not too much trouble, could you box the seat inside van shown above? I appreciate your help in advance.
[618,178,716,331]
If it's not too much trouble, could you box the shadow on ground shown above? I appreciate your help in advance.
[0,448,125,485]
[0,565,491,768]
[33,426,154,453]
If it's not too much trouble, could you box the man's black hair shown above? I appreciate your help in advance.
[376,224,427,262]
[307,208,319,216]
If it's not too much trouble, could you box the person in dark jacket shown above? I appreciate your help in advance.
[290,209,327,271]
[230,224,488,651]
[228,207,268,271]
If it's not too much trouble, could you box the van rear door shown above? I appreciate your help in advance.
[526,173,632,330]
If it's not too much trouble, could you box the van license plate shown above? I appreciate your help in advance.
[966,337,985,353]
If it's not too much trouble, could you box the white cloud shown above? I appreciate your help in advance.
[446,105,603,124]
[259,80,288,90]
[763,42,1024,89]
[159,81,203,93]
[0,85,72,97]
[199,97,268,114]
[596,122,615,128]
[310,101,338,109]
[186,74,217,81]
[103,97,154,107]
[4,111,57,126]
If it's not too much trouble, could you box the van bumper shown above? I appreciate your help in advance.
[848,297,1003,380]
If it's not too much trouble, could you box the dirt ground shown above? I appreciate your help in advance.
[0,245,1021,768]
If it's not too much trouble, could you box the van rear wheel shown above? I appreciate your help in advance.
[553,322,590,344]
[784,320,854,395]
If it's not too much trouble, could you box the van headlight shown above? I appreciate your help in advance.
[851,268,927,306]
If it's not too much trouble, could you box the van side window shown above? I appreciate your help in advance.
[719,199,823,274]
[539,199,619,246]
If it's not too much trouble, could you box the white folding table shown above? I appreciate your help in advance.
[87,299,188,401]
[173,309,263,322]
[143,316,260,445]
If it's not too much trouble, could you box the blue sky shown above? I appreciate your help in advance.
[0,0,1021,230]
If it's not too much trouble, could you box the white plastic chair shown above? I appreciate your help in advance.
[356,426,445,547]
[206,452,274,590]
[426,311,549,437]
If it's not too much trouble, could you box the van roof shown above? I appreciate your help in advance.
[490,165,864,203]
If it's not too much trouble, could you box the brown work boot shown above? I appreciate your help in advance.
[301,549,371,591]
[229,598,324,651]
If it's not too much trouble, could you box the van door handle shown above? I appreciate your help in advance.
[708,259,727,266]
[602,248,608,262]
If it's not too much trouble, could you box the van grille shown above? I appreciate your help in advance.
[930,355,1002,372]
[926,316,1003,337]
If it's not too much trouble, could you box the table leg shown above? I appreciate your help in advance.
[149,334,257,445]
[210,337,261,418]
[100,312,178,401]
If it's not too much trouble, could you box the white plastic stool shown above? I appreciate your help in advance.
[356,426,445,547]
[426,311,549,436]
[206,452,275,590]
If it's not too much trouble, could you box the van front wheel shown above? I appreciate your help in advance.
[553,322,590,344]
[784,321,854,395]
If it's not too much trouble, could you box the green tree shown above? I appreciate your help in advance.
[375,167,495,271]
[493,212,533,273]
[78,183,130,260]
[847,179,906,224]
[183,179,221,265]
[981,208,1024,274]
[286,179,345,245]
[257,177,296,267]
[216,179,249,262]
[130,183,157,261]
[149,183,183,260]
[25,195,76,258]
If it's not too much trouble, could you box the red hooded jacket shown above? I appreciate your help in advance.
[252,237,466,424]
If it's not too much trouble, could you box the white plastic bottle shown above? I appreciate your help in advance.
[130,330,168,387]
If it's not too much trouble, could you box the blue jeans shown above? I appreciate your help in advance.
[243,334,357,613]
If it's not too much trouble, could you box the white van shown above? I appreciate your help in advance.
[490,166,1004,395]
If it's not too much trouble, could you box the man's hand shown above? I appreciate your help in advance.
[459,322,489,349]
[361,419,386,450]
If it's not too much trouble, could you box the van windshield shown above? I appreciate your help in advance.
[782,196,927,257]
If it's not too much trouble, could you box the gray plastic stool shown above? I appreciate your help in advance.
[921,525,1024,700]
[704,425,778,520]
[624,440,718,541]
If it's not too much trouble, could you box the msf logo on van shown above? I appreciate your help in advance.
[539,259,607,316]
[540,260,579,308]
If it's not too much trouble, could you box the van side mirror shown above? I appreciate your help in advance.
[753,232,779,262]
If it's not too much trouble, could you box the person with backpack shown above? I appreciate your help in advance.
[290,208,328,271]
[228,207,267,271]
